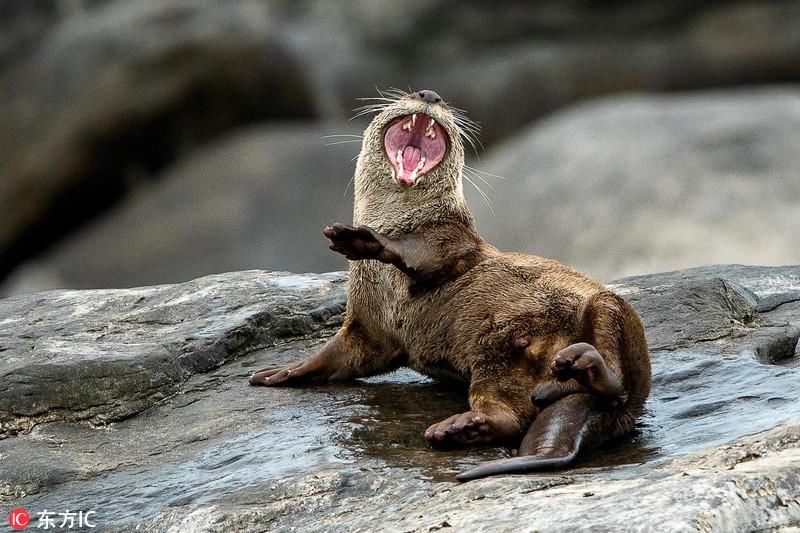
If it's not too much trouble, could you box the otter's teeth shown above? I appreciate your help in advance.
[412,114,417,126]
[407,158,426,183]
[403,120,412,132]
[425,119,437,139]
[396,149,404,176]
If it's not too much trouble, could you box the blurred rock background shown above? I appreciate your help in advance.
[1,0,799,295]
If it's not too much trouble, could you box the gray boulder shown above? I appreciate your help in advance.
[1,264,799,531]
[1,123,360,294]
[0,270,347,436]
[418,0,800,143]
[272,0,800,143]
[0,0,314,283]
[9,87,800,296]
[468,87,800,282]
[5,0,800,296]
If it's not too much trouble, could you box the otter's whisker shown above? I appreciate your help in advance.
[343,175,355,197]
[356,96,397,102]
[324,140,364,146]
[463,167,495,190]
[377,87,407,99]
[464,164,508,181]
[460,132,482,159]
[452,109,484,157]
[463,172,495,216]
[352,104,390,120]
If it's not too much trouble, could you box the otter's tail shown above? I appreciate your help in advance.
[457,393,595,482]
[455,436,585,482]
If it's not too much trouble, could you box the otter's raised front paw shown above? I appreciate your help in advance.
[323,223,385,261]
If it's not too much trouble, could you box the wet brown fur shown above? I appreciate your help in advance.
[250,90,651,480]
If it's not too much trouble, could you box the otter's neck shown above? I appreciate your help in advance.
[353,168,473,235]
[355,192,472,234]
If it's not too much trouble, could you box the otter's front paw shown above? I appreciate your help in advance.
[249,350,347,386]
[249,360,316,386]
[323,223,386,261]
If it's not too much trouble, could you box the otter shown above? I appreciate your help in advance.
[249,89,651,481]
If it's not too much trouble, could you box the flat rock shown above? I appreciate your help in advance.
[127,423,800,532]
[0,270,347,436]
[1,265,799,531]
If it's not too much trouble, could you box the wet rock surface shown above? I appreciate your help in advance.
[1,264,799,531]
[0,270,347,436]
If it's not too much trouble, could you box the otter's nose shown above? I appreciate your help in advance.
[418,89,442,104]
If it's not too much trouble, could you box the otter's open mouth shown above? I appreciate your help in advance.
[384,113,447,187]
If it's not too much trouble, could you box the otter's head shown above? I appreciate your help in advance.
[354,89,478,199]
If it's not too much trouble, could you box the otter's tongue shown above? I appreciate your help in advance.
[384,114,447,187]
[403,146,422,170]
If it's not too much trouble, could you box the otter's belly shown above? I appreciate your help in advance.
[390,281,472,382]
[410,358,470,386]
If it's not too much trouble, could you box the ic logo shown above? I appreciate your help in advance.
[8,508,30,530]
